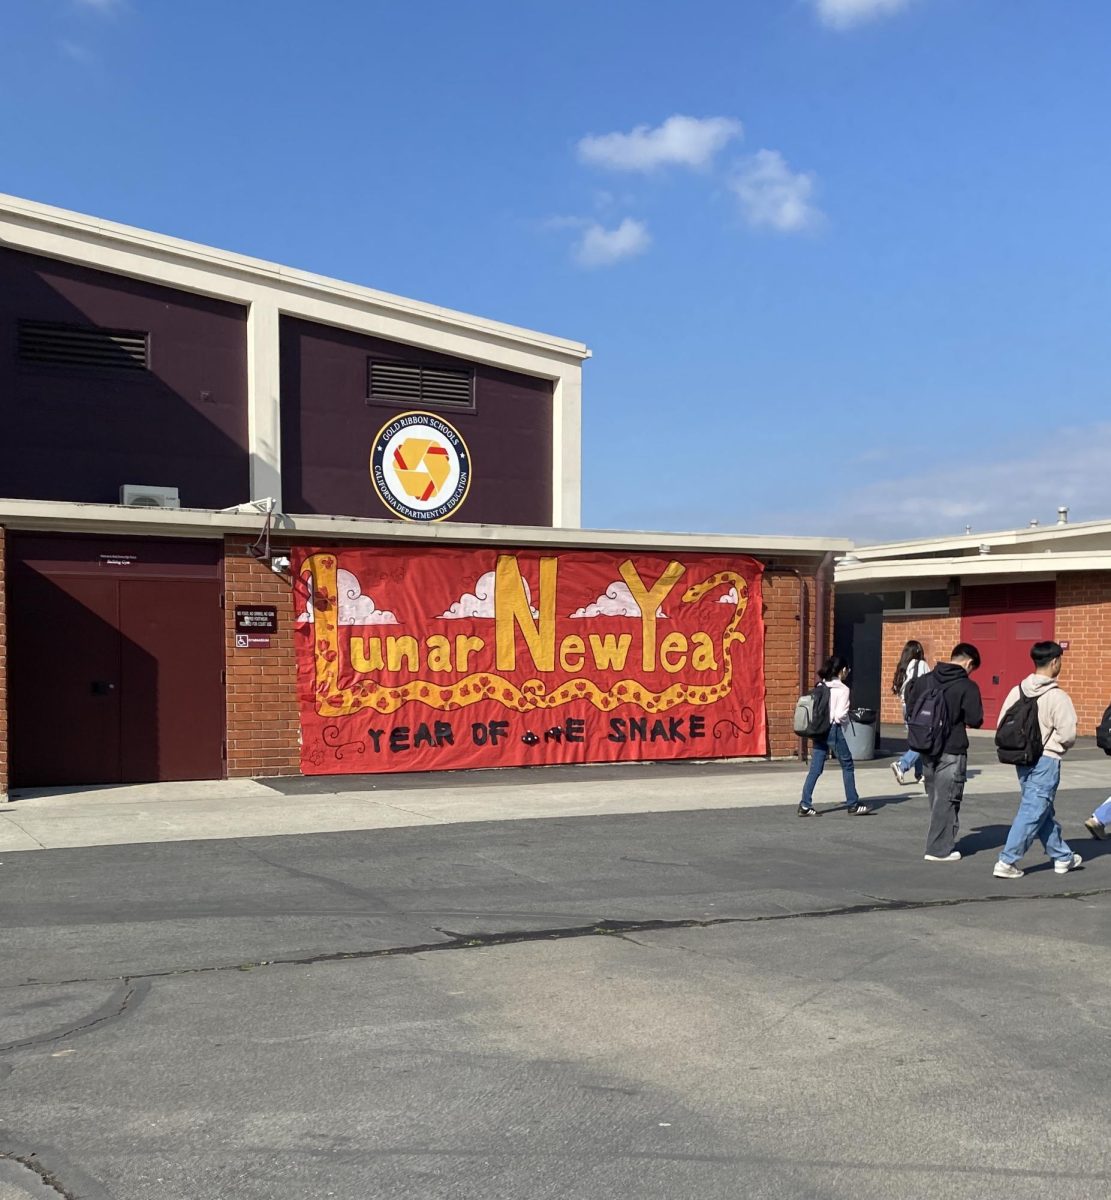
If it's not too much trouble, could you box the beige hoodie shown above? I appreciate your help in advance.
[998,674,1077,760]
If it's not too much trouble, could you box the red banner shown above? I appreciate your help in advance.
[293,545,765,774]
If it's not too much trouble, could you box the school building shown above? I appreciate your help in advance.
[835,515,1111,732]
[0,193,847,798]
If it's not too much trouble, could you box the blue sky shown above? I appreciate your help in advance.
[4,0,1110,542]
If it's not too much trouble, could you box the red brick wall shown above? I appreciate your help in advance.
[0,525,7,799]
[763,559,827,758]
[879,596,962,723]
[224,535,301,777]
[1056,572,1111,732]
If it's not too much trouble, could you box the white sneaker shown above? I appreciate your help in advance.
[1054,852,1083,874]
[891,762,907,785]
[924,851,961,862]
[993,860,1024,879]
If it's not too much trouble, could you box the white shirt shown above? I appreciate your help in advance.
[900,658,930,699]
[826,678,851,726]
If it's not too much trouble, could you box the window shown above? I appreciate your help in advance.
[881,588,950,614]
[368,358,473,408]
[17,320,149,373]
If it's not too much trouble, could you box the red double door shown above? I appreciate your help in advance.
[960,582,1055,728]
[8,535,225,787]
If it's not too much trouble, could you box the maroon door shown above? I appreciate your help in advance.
[118,578,225,783]
[961,582,1056,727]
[9,566,124,786]
[8,535,225,787]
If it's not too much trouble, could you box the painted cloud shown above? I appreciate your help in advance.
[440,570,539,619]
[297,569,399,625]
[718,585,739,605]
[570,581,666,619]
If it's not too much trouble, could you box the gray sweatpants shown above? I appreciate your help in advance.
[923,753,967,857]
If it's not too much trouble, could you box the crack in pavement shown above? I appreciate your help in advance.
[0,980,151,1054]
[13,883,1110,990]
[0,1137,114,1200]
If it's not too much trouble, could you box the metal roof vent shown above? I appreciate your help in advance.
[368,359,473,407]
[1057,506,1070,525]
[18,320,149,372]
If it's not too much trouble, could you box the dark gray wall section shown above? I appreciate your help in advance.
[279,316,554,525]
[0,247,249,507]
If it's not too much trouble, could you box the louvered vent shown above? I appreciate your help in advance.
[18,320,149,372]
[368,359,473,407]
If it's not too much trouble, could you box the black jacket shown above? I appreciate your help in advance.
[906,661,984,756]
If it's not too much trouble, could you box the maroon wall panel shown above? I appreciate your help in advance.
[279,316,554,525]
[0,248,249,508]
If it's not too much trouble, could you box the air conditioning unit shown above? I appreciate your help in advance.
[119,484,181,509]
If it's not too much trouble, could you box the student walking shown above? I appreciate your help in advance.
[905,643,983,862]
[1085,800,1111,840]
[798,656,873,818]
[890,639,929,785]
[993,642,1082,879]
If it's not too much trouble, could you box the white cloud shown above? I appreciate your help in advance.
[574,218,651,268]
[730,150,822,233]
[439,571,538,619]
[718,586,739,606]
[578,115,743,173]
[751,423,1111,543]
[813,0,915,29]
[298,569,399,625]
[571,581,667,619]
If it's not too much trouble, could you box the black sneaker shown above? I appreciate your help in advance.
[797,804,820,817]
[847,803,873,815]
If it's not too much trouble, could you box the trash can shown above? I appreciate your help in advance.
[843,707,877,761]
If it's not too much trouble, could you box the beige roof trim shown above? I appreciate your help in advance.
[0,192,589,366]
[836,550,1111,586]
[0,498,850,557]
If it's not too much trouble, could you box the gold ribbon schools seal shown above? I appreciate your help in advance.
[370,411,471,522]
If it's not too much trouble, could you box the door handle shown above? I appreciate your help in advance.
[992,675,1000,684]
[91,681,116,695]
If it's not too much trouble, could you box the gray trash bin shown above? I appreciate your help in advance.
[843,707,877,761]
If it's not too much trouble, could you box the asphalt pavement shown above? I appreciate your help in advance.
[1,762,1109,1199]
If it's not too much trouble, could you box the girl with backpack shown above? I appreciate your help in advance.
[798,655,874,817]
[891,639,929,786]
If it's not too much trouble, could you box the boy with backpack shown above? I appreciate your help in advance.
[904,643,983,862]
[992,642,1081,879]
[1086,700,1111,838]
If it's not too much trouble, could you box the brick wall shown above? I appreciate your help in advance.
[763,557,828,759]
[1055,572,1111,732]
[879,596,962,723]
[224,535,301,777]
[0,525,6,799]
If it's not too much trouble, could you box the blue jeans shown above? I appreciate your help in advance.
[801,724,860,809]
[1093,797,1111,825]
[897,747,922,778]
[898,705,923,779]
[1000,757,1072,865]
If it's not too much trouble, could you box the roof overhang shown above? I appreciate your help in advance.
[836,550,1111,589]
[0,498,851,558]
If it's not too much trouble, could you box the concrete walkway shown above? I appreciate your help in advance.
[3,745,1108,853]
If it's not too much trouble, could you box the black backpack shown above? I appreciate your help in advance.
[792,684,831,740]
[995,685,1044,765]
[1096,702,1111,755]
[906,674,952,757]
